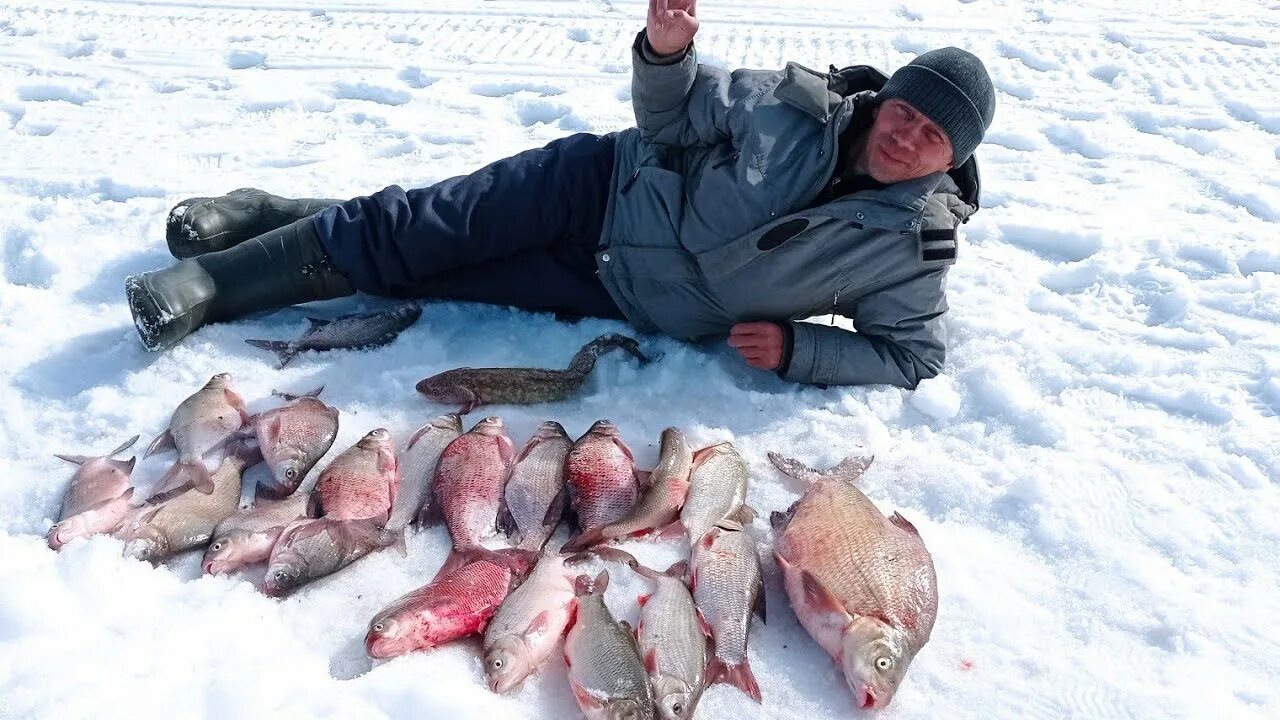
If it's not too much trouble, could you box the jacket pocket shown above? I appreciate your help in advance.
[615,166,685,248]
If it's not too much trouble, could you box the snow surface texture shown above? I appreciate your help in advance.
[1,1,1278,718]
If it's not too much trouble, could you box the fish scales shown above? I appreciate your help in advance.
[567,421,639,532]
[769,454,937,710]
[434,417,513,549]
[504,421,572,551]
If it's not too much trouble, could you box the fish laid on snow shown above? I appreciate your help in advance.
[117,443,255,562]
[415,333,652,414]
[386,413,463,533]
[563,427,692,552]
[431,417,514,549]
[501,421,573,551]
[563,570,655,720]
[311,429,398,522]
[365,548,537,659]
[263,517,392,596]
[768,454,937,711]
[247,387,339,500]
[483,551,586,692]
[46,435,140,550]
[691,524,764,703]
[630,558,706,720]
[145,372,250,496]
[203,492,309,575]
[679,442,754,545]
[566,420,641,535]
[245,303,422,368]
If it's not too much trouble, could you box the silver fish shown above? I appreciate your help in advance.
[563,427,692,552]
[564,570,655,720]
[679,442,754,545]
[501,421,573,551]
[248,387,339,500]
[483,552,583,693]
[46,435,139,550]
[566,420,640,534]
[769,454,938,710]
[631,559,706,720]
[690,524,763,703]
[432,417,514,550]
[117,444,254,562]
[387,413,463,533]
[203,492,310,575]
[263,517,391,596]
[246,303,422,368]
[146,372,249,496]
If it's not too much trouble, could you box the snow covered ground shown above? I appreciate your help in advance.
[2,0,1278,718]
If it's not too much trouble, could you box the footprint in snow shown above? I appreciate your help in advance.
[1088,65,1122,85]
[226,49,267,70]
[329,82,412,106]
[998,223,1102,263]
[17,84,95,105]
[398,66,437,89]
[470,81,565,98]
[1041,123,1109,160]
[996,40,1061,72]
[515,99,571,127]
[1203,32,1268,48]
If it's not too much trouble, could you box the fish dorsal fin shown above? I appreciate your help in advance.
[889,511,920,536]
[109,434,141,458]
[665,560,689,579]
[53,453,91,466]
[305,316,332,331]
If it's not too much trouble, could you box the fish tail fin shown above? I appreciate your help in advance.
[245,339,297,368]
[564,333,649,374]
[706,657,762,703]
[574,568,609,597]
[767,452,873,488]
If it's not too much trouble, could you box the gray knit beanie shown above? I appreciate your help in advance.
[877,47,996,166]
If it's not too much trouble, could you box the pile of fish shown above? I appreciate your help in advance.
[46,373,940,715]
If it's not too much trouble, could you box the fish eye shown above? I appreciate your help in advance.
[274,570,286,579]
[672,702,682,714]
[210,542,223,552]
[285,468,297,479]
[875,656,893,671]
[492,659,503,669]
[373,622,384,633]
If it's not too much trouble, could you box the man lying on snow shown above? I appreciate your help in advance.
[126,0,995,389]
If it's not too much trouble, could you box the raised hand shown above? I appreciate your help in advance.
[647,0,699,56]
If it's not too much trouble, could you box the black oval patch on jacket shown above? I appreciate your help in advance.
[757,218,810,251]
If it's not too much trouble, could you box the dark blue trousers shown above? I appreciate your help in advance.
[312,132,624,320]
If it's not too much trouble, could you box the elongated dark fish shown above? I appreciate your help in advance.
[415,334,652,414]
[246,303,421,368]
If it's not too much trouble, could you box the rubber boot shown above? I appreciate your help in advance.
[127,216,355,351]
[166,188,342,259]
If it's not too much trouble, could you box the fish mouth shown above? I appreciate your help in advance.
[201,559,219,575]
[858,686,877,710]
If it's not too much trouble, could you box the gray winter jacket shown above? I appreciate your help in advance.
[594,32,981,389]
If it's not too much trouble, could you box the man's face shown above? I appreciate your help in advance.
[860,99,955,183]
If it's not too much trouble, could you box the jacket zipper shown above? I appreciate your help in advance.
[620,168,641,194]
[712,150,742,170]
